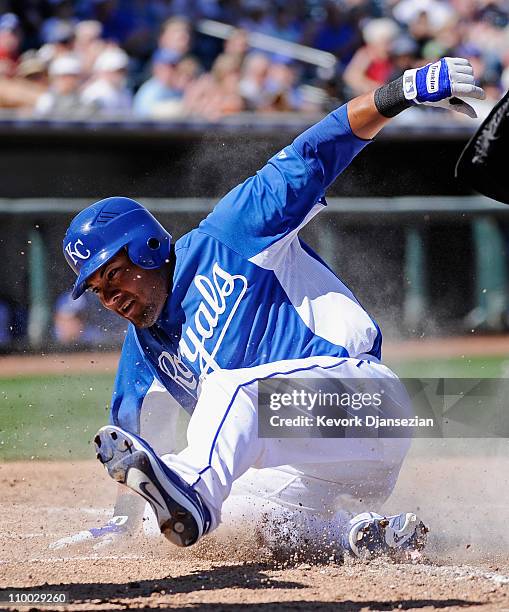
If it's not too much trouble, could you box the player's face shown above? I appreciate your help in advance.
[86,249,169,328]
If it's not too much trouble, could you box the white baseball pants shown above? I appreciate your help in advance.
[158,356,412,532]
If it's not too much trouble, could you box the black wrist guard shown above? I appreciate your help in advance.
[374,76,413,118]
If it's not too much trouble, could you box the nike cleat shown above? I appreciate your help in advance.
[94,425,211,547]
[343,511,428,559]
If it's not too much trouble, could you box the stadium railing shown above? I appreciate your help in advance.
[0,196,507,349]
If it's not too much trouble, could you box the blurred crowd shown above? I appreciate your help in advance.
[0,291,126,351]
[0,0,508,121]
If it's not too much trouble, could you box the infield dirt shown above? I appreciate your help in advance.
[1,444,508,611]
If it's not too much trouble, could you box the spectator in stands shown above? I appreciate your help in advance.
[223,28,249,64]
[0,299,13,347]
[183,52,244,120]
[264,5,303,43]
[406,10,435,56]
[419,20,458,60]
[0,296,26,348]
[54,292,84,345]
[45,20,76,51]
[53,290,126,347]
[85,0,136,44]
[239,51,271,110]
[0,13,22,77]
[36,17,76,72]
[343,18,400,97]
[16,51,48,87]
[74,20,106,79]
[388,34,419,80]
[34,53,94,118]
[133,48,182,117]
[149,0,195,23]
[0,51,47,112]
[78,0,151,61]
[204,27,249,80]
[173,54,201,94]
[238,0,274,36]
[392,0,454,33]
[306,0,362,70]
[260,55,309,112]
[41,0,78,46]
[81,45,132,115]
[0,0,507,123]
[159,16,192,57]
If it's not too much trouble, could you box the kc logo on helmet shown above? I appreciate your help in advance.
[65,239,91,267]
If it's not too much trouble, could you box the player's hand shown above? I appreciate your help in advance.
[403,57,486,118]
[48,518,128,551]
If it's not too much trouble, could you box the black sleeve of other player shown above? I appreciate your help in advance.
[455,90,509,204]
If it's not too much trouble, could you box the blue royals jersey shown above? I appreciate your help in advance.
[110,104,382,432]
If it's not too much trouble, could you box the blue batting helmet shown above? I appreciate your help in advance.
[63,197,172,300]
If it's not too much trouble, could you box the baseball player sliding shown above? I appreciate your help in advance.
[55,58,484,558]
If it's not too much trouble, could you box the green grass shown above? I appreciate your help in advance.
[0,354,507,461]
[0,374,114,461]
[387,355,509,378]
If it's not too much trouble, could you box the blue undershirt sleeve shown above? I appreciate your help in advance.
[109,326,156,434]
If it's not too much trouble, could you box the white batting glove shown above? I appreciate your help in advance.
[403,57,486,118]
[48,517,128,551]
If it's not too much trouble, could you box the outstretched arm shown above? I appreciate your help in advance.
[348,56,485,140]
[200,57,485,260]
[347,91,390,140]
[289,56,485,192]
